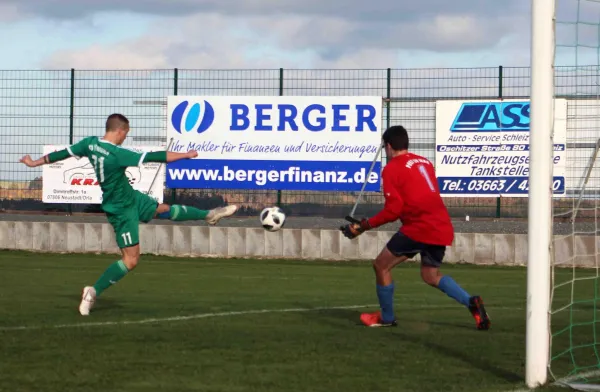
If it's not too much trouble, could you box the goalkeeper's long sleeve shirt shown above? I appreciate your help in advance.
[367,153,454,246]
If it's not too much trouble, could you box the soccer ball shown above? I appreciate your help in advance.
[260,207,286,232]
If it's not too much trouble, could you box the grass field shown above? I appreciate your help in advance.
[0,250,596,392]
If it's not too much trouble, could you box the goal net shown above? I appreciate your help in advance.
[531,0,600,389]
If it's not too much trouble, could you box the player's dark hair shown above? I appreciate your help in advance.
[106,113,129,132]
[382,125,409,151]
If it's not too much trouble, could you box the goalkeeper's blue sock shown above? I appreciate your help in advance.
[437,275,471,307]
[376,282,395,323]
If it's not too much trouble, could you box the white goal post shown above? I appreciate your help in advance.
[526,0,555,387]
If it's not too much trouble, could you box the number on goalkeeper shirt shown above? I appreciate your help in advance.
[418,164,436,192]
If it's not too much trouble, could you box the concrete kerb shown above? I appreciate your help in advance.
[1,220,598,267]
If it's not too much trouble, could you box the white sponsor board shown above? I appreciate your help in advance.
[42,145,165,204]
[165,96,383,191]
[435,99,567,197]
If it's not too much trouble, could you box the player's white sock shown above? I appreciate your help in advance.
[205,205,238,225]
[79,286,96,316]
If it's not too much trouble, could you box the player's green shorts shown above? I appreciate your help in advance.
[106,190,158,249]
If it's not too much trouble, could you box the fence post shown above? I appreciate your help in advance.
[171,68,178,205]
[386,68,391,130]
[496,65,503,218]
[68,68,75,216]
[276,68,283,207]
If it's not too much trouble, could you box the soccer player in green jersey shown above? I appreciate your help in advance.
[19,113,238,316]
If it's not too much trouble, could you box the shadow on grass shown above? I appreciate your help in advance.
[307,305,523,385]
[392,331,523,383]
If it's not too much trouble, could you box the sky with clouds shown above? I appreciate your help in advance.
[2,0,599,70]
[2,0,600,186]
[0,0,559,70]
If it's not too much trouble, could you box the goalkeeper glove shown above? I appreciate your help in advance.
[340,218,371,239]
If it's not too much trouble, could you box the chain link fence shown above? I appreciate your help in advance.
[0,66,596,219]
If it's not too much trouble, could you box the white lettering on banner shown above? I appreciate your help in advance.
[41,145,165,204]
[167,166,379,186]
[166,96,382,162]
[434,99,567,198]
[227,103,378,132]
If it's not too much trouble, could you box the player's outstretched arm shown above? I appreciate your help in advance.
[143,150,198,163]
[19,149,71,168]
[167,150,198,162]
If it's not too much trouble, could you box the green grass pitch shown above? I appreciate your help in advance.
[0,250,590,391]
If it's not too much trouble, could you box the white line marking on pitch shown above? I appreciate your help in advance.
[0,304,378,332]
[0,303,527,332]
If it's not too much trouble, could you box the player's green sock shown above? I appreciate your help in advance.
[161,205,209,221]
[93,260,129,296]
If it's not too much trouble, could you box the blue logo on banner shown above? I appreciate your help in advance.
[171,100,215,134]
[450,102,530,132]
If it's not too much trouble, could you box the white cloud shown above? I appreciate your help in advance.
[46,39,172,69]
[42,13,295,69]
[1,0,531,55]
[41,8,530,71]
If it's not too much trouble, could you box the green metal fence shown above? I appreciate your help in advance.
[0,66,594,219]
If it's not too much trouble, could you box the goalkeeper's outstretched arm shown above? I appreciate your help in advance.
[340,166,404,239]
[19,149,71,168]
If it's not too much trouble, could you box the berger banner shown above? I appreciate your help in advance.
[165,96,383,191]
[435,99,567,197]
[42,145,165,204]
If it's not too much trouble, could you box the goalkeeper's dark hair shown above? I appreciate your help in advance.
[106,113,129,132]
[382,125,409,151]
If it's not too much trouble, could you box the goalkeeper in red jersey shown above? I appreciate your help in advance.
[340,125,490,330]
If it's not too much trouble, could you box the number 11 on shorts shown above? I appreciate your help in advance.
[121,232,133,246]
